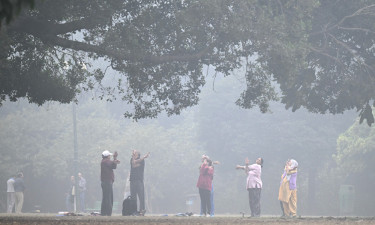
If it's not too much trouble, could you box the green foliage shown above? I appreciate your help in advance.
[1,1,375,124]
[335,116,375,176]
[332,111,375,215]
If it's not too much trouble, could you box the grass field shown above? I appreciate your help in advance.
[0,214,374,225]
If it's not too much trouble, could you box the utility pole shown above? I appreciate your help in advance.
[72,103,78,213]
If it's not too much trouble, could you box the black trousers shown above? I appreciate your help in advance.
[130,180,145,211]
[199,188,211,215]
[101,181,113,216]
[248,188,261,217]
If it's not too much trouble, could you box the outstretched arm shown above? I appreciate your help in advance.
[132,152,150,167]
[236,165,246,170]
[236,157,250,174]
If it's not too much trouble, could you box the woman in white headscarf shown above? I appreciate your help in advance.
[278,159,298,217]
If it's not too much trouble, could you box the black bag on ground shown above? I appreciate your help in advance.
[122,196,137,216]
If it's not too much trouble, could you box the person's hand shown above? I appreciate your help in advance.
[201,155,209,162]
[144,152,150,159]
[245,157,250,165]
[213,161,220,165]
[113,151,118,160]
[235,165,242,170]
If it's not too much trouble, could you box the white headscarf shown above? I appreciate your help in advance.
[286,159,298,181]
[290,159,298,169]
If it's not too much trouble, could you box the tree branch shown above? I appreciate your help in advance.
[51,17,109,35]
[8,15,109,36]
[307,46,344,67]
[327,33,375,74]
[42,35,212,64]
[8,14,213,65]
[337,26,375,34]
[335,4,375,27]
[309,4,375,36]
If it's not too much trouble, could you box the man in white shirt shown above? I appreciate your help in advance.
[7,176,15,213]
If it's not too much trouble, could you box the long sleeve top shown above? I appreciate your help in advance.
[196,164,214,191]
[101,158,117,183]
[246,164,262,189]
[14,178,25,192]
[281,168,297,190]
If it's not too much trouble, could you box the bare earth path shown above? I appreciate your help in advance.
[0,214,374,225]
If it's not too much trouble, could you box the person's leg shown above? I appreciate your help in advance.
[199,188,206,215]
[101,182,112,216]
[282,201,290,217]
[101,182,107,215]
[254,188,261,216]
[18,192,24,213]
[280,201,285,216]
[248,189,255,216]
[109,183,113,216]
[200,197,204,215]
[15,192,22,213]
[11,193,15,213]
[131,180,142,213]
[210,185,214,216]
[289,190,297,217]
[80,191,85,212]
[14,192,18,213]
[204,189,211,216]
[7,193,12,213]
[130,181,137,204]
[138,181,145,212]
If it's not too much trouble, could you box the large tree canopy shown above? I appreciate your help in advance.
[1,0,375,123]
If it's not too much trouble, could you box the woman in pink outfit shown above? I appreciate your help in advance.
[197,158,214,216]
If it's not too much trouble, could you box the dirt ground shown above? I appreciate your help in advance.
[0,214,374,225]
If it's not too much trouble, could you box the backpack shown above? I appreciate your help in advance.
[122,196,137,216]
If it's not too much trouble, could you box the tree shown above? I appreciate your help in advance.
[1,0,375,124]
[333,114,375,215]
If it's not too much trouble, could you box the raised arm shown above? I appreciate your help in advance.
[236,157,250,174]
[236,165,246,170]
[287,167,297,175]
[113,151,120,164]
[132,152,150,168]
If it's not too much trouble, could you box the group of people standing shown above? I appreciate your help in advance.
[6,172,25,213]
[65,172,86,213]
[99,151,296,218]
[100,149,149,216]
[235,157,299,218]
[5,152,297,217]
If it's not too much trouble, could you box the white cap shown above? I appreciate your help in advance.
[102,150,113,157]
